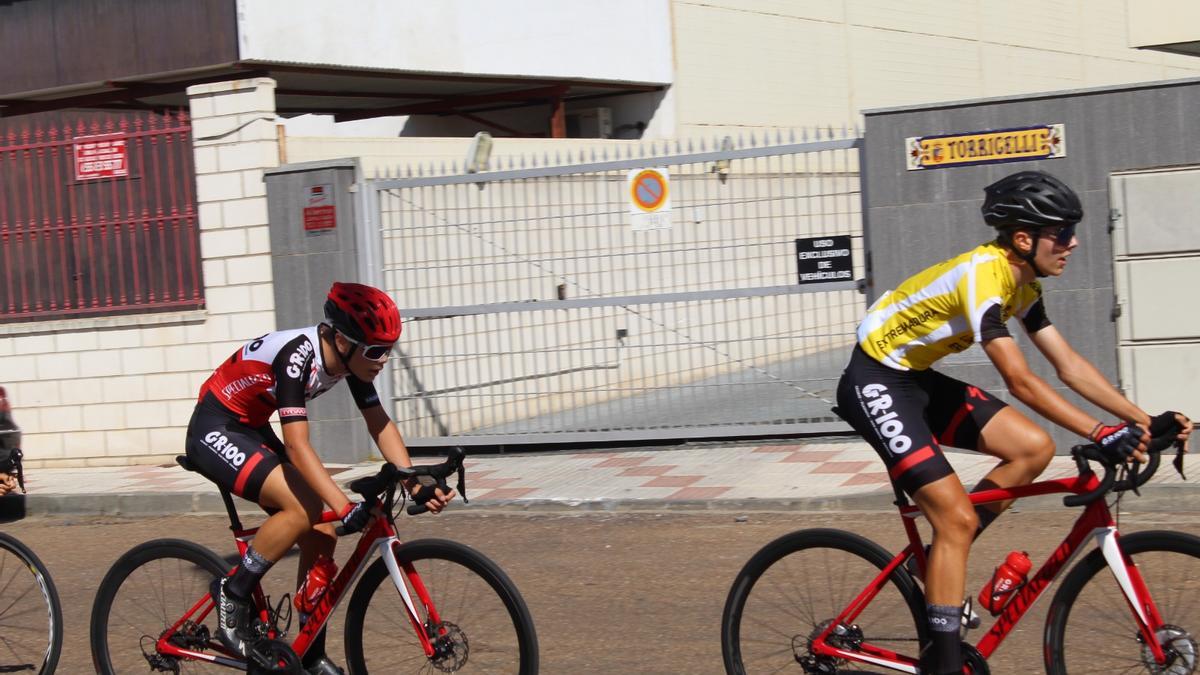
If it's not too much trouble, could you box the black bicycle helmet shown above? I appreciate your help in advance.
[981,170,1082,229]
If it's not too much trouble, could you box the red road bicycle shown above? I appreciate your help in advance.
[89,448,538,674]
[721,425,1195,674]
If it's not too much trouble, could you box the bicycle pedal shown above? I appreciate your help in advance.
[961,600,981,632]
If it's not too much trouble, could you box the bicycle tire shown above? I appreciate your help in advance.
[344,538,538,674]
[1044,530,1200,675]
[90,538,229,675]
[0,531,63,675]
[721,528,928,675]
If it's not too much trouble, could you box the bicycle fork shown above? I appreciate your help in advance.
[381,538,446,659]
[1095,528,1171,666]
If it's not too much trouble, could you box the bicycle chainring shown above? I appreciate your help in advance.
[961,643,989,675]
[428,621,469,672]
[1141,624,1198,675]
[246,638,302,674]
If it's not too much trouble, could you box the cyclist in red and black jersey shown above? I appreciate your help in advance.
[186,282,453,675]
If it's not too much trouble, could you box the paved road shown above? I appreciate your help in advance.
[6,502,1200,674]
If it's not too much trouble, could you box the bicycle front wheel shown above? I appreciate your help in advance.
[0,532,63,675]
[721,528,927,675]
[344,538,538,674]
[90,538,229,675]
[1045,530,1200,675]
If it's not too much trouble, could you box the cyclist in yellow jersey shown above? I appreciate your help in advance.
[835,170,1192,675]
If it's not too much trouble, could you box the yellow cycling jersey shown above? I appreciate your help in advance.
[857,241,1049,371]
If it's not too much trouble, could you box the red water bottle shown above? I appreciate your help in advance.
[978,550,1031,614]
[295,556,338,615]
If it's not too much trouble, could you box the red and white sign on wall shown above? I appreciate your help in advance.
[73,134,129,180]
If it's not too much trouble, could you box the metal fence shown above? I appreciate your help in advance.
[358,131,865,445]
[0,109,203,323]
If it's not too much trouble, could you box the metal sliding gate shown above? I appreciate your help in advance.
[358,133,865,446]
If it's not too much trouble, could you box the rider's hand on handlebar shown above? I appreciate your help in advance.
[339,500,372,534]
[1090,421,1149,464]
[1151,411,1193,450]
[407,478,456,514]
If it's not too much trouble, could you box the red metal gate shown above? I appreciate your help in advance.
[0,109,203,323]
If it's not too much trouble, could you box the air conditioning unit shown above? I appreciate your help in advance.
[566,107,613,139]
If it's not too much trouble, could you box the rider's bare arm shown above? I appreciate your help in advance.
[982,335,1105,438]
[1028,325,1149,427]
[281,420,352,513]
[360,404,455,511]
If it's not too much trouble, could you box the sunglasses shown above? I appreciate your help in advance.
[335,329,394,362]
[1041,223,1076,247]
[356,342,394,362]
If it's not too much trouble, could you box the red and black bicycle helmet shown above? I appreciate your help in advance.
[323,282,401,344]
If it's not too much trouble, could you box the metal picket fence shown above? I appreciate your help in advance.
[357,130,865,445]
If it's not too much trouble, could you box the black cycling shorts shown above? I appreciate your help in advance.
[835,345,1008,497]
[185,393,287,503]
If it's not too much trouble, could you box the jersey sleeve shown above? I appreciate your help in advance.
[347,375,382,410]
[1016,283,1052,334]
[961,255,1009,343]
[272,335,316,423]
[978,304,1013,341]
[1019,298,1052,333]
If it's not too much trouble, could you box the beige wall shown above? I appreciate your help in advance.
[671,0,1200,136]
[1,78,281,467]
[1127,0,1200,50]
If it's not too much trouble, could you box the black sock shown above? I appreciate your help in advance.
[924,603,962,674]
[227,545,274,600]
[974,504,1000,538]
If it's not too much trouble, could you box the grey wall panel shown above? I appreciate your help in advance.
[862,79,1200,452]
[265,159,370,463]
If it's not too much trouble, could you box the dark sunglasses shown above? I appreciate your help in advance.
[1042,223,1077,247]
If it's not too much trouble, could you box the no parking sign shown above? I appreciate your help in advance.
[627,167,672,231]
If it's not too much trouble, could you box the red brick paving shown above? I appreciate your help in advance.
[779,450,844,463]
[642,475,702,488]
[618,465,675,477]
[811,461,873,474]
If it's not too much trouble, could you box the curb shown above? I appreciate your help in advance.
[5,484,1200,519]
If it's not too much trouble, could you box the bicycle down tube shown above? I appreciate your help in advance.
[809,471,1173,672]
[154,505,440,666]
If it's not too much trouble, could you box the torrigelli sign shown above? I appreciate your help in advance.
[906,124,1065,170]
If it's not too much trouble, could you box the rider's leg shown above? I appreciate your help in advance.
[227,464,324,598]
[971,406,1054,534]
[914,474,978,675]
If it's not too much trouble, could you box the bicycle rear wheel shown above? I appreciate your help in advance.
[721,528,927,674]
[0,532,63,675]
[344,538,538,674]
[1045,530,1200,675]
[90,538,230,675]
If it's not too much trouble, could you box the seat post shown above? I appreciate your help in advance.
[220,489,244,532]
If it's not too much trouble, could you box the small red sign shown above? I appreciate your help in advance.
[303,205,336,231]
[73,134,129,180]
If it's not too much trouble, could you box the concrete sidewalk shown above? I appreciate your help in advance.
[3,439,1196,518]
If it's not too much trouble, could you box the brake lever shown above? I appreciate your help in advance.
[1174,440,1188,481]
[1128,459,1141,496]
[456,463,469,505]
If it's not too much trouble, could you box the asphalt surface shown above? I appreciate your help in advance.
[6,501,1200,674]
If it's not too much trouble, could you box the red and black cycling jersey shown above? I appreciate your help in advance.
[198,326,379,427]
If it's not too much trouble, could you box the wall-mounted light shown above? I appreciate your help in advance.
[465,131,494,174]
[711,135,733,184]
